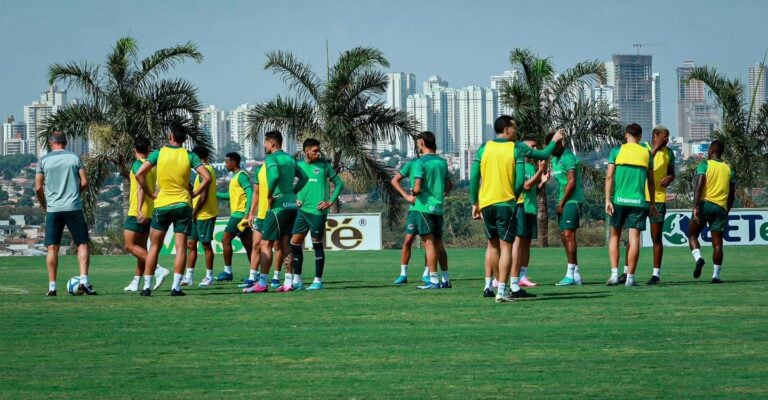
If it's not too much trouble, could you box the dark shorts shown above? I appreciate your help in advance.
[224,215,251,236]
[45,210,90,246]
[611,204,648,231]
[262,208,298,241]
[558,203,581,231]
[648,203,667,224]
[293,210,328,238]
[695,201,728,232]
[124,216,151,234]
[515,204,537,239]
[481,204,516,242]
[151,204,192,234]
[253,218,264,233]
[189,218,216,243]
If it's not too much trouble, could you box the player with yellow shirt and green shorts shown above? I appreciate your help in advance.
[605,123,658,287]
[689,140,734,283]
[135,123,212,297]
[470,116,563,302]
[182,146,219,287]
[213,152,253,282]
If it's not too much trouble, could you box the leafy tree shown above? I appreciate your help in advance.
[500,48,622,245]
[42,36,211,220]
[0,154,37,179]
[247,47,418,220]
[0,190,8,204]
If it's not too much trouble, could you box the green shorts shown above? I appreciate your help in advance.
[481,204,516,242]
[253,218,264,233]
[611,204,648,231]
[293,210,328,238]
[558,202,581,231]
[406,211,443,238]
[695,201,728,232]
[124,216,151,234]
[515,204,537,239]
[648,203,667,224]
[224,215,251,236]
[45,210,90,246]
[151,204,192,234]
[189,218,216,243]
[262,208,298,241]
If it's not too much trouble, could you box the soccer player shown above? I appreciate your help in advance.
[470,116,562,302]
[623,126,675,285]
[250,130,307,293]
[213,152,253,282]
[135,123,212,296]
[182,146,219,287]
[688,140,734,283]
[34,131,94,296]
[513,137,548,288]
[547,132,586,286]
[289,138,345,290]
[123,137,170,292]
[392,131,452,289]
[605,123,658,287]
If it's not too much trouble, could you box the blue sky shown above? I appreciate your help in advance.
[1,0,766,132]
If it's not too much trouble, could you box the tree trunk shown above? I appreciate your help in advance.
[537,185,549,247]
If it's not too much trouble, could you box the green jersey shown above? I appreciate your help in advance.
[608,143,653,208]
[297,159,345,215]
[522,163,538,215]
[412,154,449,215]
[551,149,584,204]
[266,150,307,211]
[399,159,424,211]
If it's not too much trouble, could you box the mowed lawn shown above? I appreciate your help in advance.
[0,246,766,399]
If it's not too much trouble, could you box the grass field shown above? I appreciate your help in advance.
[0,245,766,399]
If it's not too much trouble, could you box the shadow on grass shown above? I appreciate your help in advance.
[531,293,612,301]
[656,278,768,286]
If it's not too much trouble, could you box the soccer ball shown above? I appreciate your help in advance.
[67,276,82,295]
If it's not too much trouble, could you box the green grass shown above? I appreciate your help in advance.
[0,246,766,399]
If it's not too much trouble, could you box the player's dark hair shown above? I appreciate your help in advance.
[303,138,320,149]
[169,122,187,143]
[265,130,283,146]
[134,137,150,154]
[192,145,210,160]
[652,125,670,137]
[50,130,67,145]
[226,152,241,165]
[417,131,437,150]
[710,140,725,157]
[494,115,516,134]
[625,123,642,138]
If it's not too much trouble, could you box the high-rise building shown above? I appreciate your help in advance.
[605,62,615,87]
[676,61,721,156]
[593,86,616,108]
[747,63,767,111]
[23,85,70,157]
[490,69,522,116]
[423,75,448,93]
[386,73,416,155]
[200,105,228,157]
[2,116,26,156]
[613,54,653,140]
[652,72,661,127]
[228,103,257,160]
[456,86,496,154]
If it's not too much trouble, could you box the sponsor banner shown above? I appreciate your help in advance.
[642,208,768,247]
[159,213,382,254]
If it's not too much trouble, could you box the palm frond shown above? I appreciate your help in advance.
[106,36,139,86]
[38,104,106,151]
[264,50,321,102]
[688,67,746,132]
[558,99,622,153]
[80,153,118,224]
[139,41,203,82]
[247,96,319,142]
[48,61,103,99]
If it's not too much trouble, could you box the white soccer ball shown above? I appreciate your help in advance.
[67,276,82,295]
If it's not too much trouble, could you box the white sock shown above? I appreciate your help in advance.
[484,277,492,289]
[442,271,450,283]
[184,268,194,279]
[713,264,721,279]
[284,273,293,287]
[132,276,141,284]
[49,281,56,291]
[224,265,232,274]
[400,264,408,276]
[692,249,702,261]
[498,283,507,296]
[206,269,213,279]
[566,264,575,279]
[313,277,322,284]
[143,275,153,290]
[510,277,520,292]
[422,266,429,277]
[294,274,302,285]
[249,270,259,281]
[623,265,629,274]
[429,272,439,284]
[78,275,88,286]
[611,268,618,278]
[172,273,183,291]
[157,265,168,273]
[653,268,661,277]
[626,273,635,285]
[520,266,528,279]
[273,271,280,280]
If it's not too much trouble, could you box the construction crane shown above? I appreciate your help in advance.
[633,43,665,54]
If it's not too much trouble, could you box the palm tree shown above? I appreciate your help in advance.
[687,64,768,204]
[500,48,622,246]
[247,47,418,220]
[42,37,211,220]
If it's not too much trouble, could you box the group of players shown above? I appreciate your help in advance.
[36,115,734,299]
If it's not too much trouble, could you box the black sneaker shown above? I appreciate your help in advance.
[693,258,705,279]
[711,277,723,284]
[647,275,661,285]
[46,290,56,296]
[510,289,537,299]
[617,273,627,284]
[482,288,495,298]
[78,283,98,295]
[140,289,152,296]
[170,289,186,297]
